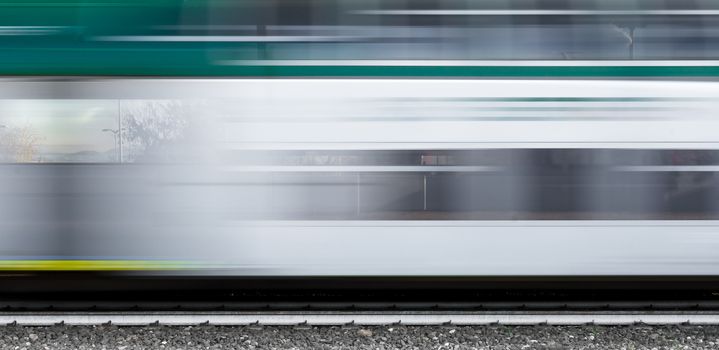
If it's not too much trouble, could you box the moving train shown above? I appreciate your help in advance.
[1,0,719,292]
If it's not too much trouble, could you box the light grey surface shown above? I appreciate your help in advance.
[4,312,719,326]
[1,324,718,350]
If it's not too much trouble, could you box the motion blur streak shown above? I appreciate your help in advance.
[0,0,719,278]
[2,0,719,75]
[0,80,717,275]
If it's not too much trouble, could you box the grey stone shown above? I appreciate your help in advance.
[0,325,714,349]
[357,329,373,337]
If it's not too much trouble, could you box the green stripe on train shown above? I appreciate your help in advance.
[2,65,719,77]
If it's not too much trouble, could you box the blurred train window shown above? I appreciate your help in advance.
[224,149,719,220]
[0,100,116,163]
[0,100,190,163]
[4,101,719,220]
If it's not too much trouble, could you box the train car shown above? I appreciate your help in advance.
[0,0,719,293]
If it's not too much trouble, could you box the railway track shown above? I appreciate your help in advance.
[3,310,719,326]
[1,301,719,326]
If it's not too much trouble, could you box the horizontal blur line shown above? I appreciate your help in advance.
[237,141,719,144]
[614,165,719,172]
[167,182,374,186]
[227,116,680,122]
[0,3,165,7]
[0,26,66,29]
[0,260,193,271]
[94,35,369,42]
[226,142,719,151]
[234,220,719,227]
[457,107,677,111]
[223,166,502,172]
[222,60,719,67]
[0,25,70,35]
[0,31,56,35]
[153,25,258,30]
[390,97,708,102]
[351,10,719,16]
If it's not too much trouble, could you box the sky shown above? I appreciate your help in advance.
[0,100,120,154]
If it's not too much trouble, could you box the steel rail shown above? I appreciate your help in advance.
[2,311,719,326]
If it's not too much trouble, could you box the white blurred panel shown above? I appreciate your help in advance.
[206,221,719,276]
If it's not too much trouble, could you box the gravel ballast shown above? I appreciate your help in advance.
[0,325,718,349]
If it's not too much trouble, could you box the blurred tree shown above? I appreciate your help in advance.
[120,100,190,162]
[0,125,42,163]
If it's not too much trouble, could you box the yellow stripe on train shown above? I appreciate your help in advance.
[0,260,196,271]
